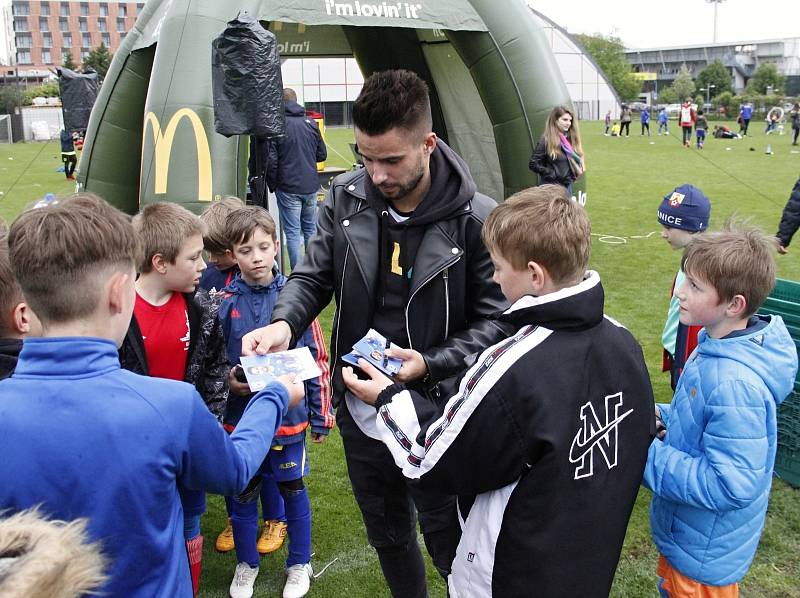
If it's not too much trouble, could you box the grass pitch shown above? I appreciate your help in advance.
[0,122,798,597]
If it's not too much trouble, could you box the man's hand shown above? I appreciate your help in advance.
[275,374,305,409]
[778,244,788,255]
[228,367,252,396]
[385,347,428,383]
[242,321,292,356]
[342,359,393,405]
[310,432,327,444]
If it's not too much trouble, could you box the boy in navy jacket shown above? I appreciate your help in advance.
[219,206,332,598]
[0,193,302,597]
[199,196,243,297]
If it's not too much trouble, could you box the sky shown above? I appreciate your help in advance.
[527,0,798,49]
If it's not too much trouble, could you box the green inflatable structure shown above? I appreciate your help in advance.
[77,0,584,214]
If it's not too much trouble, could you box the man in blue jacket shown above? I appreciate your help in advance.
[265,88,327,269]
[0,193,304,598]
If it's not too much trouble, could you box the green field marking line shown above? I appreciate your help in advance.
[0,139,55,203]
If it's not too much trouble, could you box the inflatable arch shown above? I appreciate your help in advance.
[77,0,584,215]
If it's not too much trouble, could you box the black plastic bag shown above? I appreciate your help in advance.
[212,11,286,138]
[57,67,99,133]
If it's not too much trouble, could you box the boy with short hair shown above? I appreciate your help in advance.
[643,226,798,597]
[199,195,244,296]
[695,110,708,149]
[343,185,655,597]
[118,201,230,595]
[219,206,332,598]
[0,219,42,379]
[0,193,302,597]
[658,184,711,389]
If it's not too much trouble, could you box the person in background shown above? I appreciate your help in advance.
[790,103,800,146]
[60,130,77,181]
[266,88,328,270]
[658,107,669,135]
[529,105,585,195]
[775,176,800,254]
[199,196,244,297]
[695,110,708,150]
[620,104,632,137]
[739,103,753,136]
[679,98,696,148]
[604,109,612,135]
[641,105,651,136]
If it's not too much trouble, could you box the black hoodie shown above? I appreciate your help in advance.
[0,338,22,380]
[365,140,477,344]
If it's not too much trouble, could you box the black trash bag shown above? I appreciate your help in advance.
[212,11,286,138]
[57,67,99,133]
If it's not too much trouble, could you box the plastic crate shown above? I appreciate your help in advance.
[758,278,800,487]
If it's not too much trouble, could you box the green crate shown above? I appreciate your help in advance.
[759,279,800,487]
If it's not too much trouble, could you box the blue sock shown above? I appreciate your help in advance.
[283,487,311,567]
[183,514,201,541]
[260,475,286,522]
[231,499,260,568]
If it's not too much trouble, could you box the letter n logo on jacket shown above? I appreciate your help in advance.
[568,392,634,480]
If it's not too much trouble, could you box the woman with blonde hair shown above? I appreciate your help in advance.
[528,105,585,194]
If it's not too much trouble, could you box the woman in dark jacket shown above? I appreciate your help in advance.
[528,105,585,193]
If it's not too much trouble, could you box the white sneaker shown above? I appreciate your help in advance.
[229,563,259,598]
[283,563,313,598]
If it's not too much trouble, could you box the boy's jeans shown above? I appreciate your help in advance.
[275,190,318,269]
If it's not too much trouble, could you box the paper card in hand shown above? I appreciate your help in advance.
[352,329,402,377]
[240,347,321,391]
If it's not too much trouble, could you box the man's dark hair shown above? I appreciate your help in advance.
[352,69,432,137]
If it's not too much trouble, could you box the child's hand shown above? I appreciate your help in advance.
[275,374,305,409]
[342,360,392,405]
[385,347,427,382]
[655,405,667,440]
[228,367,252,396]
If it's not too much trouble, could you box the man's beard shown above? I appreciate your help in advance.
[374,159,425,203]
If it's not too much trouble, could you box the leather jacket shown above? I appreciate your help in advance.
[271,165,511,405]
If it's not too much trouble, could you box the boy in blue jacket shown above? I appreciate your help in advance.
[0,193,303,598]
[218,206,332,598]
[644,225,798,597]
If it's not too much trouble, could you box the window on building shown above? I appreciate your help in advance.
[99,3,109,17]
[12,3,30,17]
[117,17,125,31]
[97,18,107,32]
[42,33,52,48]
[39,17,49,31]
[137,3,144,15]
[62,33,71,47]
[79,17,87,32]
[82,33,91,47]
[13,18,29,32]
[59,17,68,31]
[62,49,71,62]
[16,34,32,48]
[101,33,110,46]
[81,49,90,60]
[60,2,69,17]
[40,2,50,16]
[17,49,31,64]
[41,49,51,64]
[119,31,127,40]
[80,3,89,17]
[119,5,127,16]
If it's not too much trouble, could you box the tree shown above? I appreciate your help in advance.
[671,65,695,101]
[576,33,642,101]
[657,85,678,104]
[82,43,112,79]
[746,63,785,95]
[696,60,732,98]
[62,50,78,71]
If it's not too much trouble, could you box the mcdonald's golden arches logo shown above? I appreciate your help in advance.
[142,108,212,202]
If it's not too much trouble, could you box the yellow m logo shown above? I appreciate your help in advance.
[143,108,212,202]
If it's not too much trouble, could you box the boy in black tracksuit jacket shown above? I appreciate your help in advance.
[344,186,655,597]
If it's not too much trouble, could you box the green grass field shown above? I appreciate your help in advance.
[0,122,798,597]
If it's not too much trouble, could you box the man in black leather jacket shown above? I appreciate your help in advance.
[242,70,509,597]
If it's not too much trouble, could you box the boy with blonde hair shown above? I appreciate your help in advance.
[344,185,655,597]
[199,196,244,296]
[118,201,230,595]
[644,226,798,597]
[0,193,302,597]
[0,219,42,379]
[219,206,332,598]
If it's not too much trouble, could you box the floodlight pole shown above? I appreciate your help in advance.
[705,0,727,44]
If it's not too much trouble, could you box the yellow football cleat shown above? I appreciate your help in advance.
[257,520,287,554]
[215,519,235,553]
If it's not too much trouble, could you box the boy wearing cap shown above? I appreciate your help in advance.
[657,184,711,389]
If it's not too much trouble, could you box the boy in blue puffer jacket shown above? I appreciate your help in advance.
[643,225,798,597]
[218,206,332,598]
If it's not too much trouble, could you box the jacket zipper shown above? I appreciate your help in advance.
[406,258,459,349]
[333,199,361,367]
[443,268,450,339]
